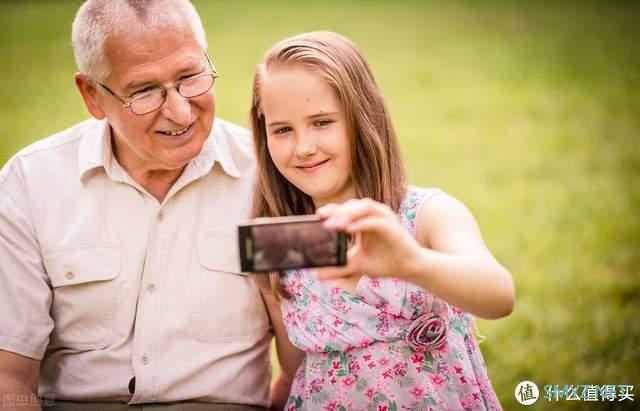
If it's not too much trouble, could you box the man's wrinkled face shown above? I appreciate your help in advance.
[98,27,215,174]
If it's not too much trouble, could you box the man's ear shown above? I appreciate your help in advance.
[75,73,106,120]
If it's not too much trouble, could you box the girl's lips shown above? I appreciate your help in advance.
[296,159,329,172]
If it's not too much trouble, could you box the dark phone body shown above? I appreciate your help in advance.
[238,215,347,272]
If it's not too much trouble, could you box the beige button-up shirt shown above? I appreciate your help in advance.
[0,118,271,406]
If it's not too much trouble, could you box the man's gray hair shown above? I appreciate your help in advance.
[72,0,208,81]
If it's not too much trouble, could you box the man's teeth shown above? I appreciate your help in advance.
[161,126,189,136]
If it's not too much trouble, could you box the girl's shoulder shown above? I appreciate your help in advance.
[400,186,444,210]
[402,185,481,250]
[398,186,444,234]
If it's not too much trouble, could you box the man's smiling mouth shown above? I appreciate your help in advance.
[158,123,192,137]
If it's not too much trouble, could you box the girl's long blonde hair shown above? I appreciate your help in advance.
[250,31,407,298]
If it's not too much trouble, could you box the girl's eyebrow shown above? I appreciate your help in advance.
[307,112,339,119]
[267,111,340,127]
[267,120,289,128]
[267,112,340,128]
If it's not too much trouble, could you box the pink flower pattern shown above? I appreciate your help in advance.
[282,187,502,410]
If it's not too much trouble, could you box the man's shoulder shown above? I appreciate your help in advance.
[0,118,102,186]
[212,117,256,172]
[14,118,100,158]
[214,118,252,149]
[214,117,251,138]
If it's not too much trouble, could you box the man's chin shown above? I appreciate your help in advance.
[161,140,206,168]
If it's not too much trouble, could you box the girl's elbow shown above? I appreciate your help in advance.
[500,292,515,318]
[483,274,515,319]
[496,277,516,318]
[482,298,514,320]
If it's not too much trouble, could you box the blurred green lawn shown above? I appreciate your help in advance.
[1,0,638,409]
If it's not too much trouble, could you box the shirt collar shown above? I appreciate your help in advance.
[190,120,241,179]
[78,118,242,184]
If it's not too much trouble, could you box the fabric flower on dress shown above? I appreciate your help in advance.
[406,313,448,352]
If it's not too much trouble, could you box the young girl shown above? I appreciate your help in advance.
[250,31,515,411]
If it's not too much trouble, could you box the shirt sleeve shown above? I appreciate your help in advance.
[0,164,53,360]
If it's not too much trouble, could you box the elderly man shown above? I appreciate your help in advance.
[0,1,277,410]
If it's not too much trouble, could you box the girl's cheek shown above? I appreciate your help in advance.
[268,144,289,168]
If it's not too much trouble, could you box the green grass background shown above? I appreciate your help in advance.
[1,0,638,409]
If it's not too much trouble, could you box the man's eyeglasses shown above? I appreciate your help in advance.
[95,52,218,115]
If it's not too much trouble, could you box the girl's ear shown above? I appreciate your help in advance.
[75,73,106,120]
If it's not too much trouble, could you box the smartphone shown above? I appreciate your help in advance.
[238,215,347,272]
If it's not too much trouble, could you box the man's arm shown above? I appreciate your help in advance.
[0,166,51,410]
[0,349,41,411]
[262,291,304,411]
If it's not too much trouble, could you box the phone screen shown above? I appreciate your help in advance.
[238,216,347,272]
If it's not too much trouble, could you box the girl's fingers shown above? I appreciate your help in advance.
[343,216,392,234]
[315,203,339,218]
[322,199,391,230]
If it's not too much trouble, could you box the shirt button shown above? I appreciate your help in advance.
[65,271,74,280]
[146,283,157,293]
[157,211,164,222]
[141,355,150,365]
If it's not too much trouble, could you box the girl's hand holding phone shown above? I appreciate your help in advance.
[315,198,423,281]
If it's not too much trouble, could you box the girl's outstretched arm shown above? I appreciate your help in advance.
[316,195,515,319]
[262,291,305,410]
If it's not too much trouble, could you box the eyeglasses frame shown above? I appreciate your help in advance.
[94,51,218,115]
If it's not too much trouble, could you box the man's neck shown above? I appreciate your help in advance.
[131,167,185,203]
[110,134,186,203]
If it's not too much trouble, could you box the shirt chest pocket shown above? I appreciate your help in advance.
[43,245,122,349]
[188,230,269,343]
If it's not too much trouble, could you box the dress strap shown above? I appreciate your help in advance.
[398,186,443,237]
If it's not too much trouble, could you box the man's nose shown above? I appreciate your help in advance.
[160,88,191,125]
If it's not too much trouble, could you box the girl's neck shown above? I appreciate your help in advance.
[312,186,356,209]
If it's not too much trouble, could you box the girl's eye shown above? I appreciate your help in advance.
[274,126,292,135]
[314,119,333,127]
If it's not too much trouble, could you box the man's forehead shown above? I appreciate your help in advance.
[103,29,203,87]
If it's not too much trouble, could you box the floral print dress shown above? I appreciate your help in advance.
[281,187,502,411]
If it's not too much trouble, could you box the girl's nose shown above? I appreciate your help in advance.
[295,131,317,158]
